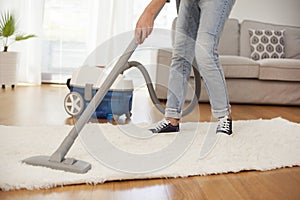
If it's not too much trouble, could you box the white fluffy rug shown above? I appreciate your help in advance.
[0,118,300,191]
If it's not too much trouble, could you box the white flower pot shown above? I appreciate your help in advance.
[0,52,19,89]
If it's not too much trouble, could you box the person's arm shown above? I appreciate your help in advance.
[135,0,167,44]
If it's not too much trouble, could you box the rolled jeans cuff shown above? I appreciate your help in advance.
[212,106,231,118]
[165,108,182,119]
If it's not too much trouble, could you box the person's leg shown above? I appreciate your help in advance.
[150,0,200,133]
[195,0,235,119]
[195,0,235,135]
[165,0,200,121]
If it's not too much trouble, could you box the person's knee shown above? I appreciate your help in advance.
[194,47,218,71]
[195,33,219,70]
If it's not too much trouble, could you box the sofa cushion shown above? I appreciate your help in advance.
[248,29,285,60]
[218,18,240,56]
[240,20,300,59]
[258,59,300,81]
[220,56,259,78]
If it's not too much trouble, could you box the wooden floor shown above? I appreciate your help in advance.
[0,84,300,200]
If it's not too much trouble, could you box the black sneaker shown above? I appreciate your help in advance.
[149,118,180,133]
[216,116,233,135]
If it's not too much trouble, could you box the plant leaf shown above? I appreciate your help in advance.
[15,34,36,41]
[0,12,15,37]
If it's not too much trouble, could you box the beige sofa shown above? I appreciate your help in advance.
[155,18,300,105]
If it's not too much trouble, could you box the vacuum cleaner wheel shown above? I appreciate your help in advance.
[64,91,84,116]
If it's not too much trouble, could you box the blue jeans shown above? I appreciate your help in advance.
[165,0,235,119]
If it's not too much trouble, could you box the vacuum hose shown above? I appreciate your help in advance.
[124,60,201,117]
[48,38,201,163]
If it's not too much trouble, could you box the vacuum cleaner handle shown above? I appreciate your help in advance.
[50,39,138,162]
[49,4,166,163]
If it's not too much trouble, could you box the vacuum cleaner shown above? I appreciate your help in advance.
[23,7,201,174]
[64,67,134,120]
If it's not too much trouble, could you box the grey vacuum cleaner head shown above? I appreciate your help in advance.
[23,156,91,174]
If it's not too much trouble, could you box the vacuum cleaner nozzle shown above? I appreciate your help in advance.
[23,156,91,174]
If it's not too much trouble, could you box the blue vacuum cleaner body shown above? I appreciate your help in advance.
[64,66,133,119]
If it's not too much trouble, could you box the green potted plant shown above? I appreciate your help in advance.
[0,11,36,89]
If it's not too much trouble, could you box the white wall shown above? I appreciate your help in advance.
[229,0,300,26]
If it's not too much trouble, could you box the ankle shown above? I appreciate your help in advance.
[219,114,232,120]
[166,117,179,126]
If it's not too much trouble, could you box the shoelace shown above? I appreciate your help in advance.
[154,119,170,131]
[217,116,231,132]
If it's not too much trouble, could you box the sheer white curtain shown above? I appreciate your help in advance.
[0,0,44,84]
[0,0,134,84]
[87,0,134,54]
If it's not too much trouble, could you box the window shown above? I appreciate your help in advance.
[41,0,177,83]
[42,0,90,83]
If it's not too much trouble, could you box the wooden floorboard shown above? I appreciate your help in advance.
[0,84,300,200]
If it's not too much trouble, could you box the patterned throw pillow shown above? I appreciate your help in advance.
[249,29,285,61]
